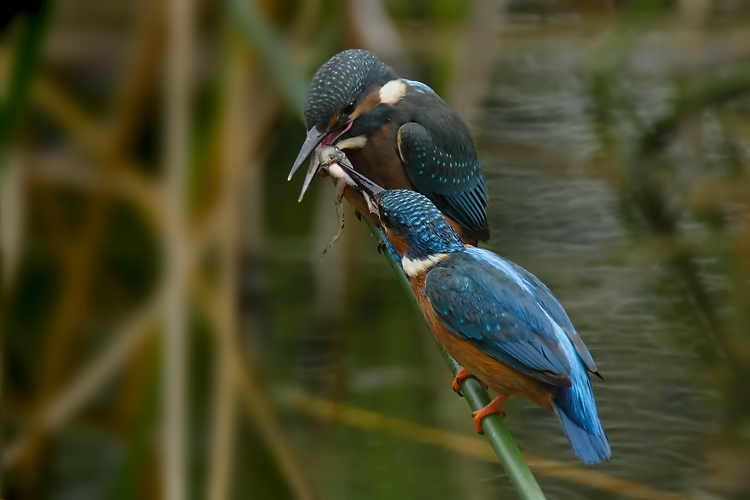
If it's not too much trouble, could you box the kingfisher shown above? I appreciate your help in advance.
[288,49,489,245]
[330,160,611,465]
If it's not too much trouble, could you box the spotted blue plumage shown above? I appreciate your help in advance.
[304,49,395,132]
[377,189,610,464]
[378,190,465,258]
[398,122,488,241]
[465,248,598,373]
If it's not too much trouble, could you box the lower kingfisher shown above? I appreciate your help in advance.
[329,157,611,465]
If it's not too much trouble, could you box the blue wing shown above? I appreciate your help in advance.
[402,79,436,95]
[466,248,598,374]
[397,81,489,242]
[424,252,575,386]
[426,250,610,463]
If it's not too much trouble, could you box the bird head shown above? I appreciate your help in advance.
[335,159,465,265]
[376,190,466,264]
[288,49,400,201]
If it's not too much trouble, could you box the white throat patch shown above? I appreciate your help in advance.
[336,135,367,150]
[401,254,449,278]
[379,79,407,106]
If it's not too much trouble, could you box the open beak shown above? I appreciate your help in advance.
[334,160,384,214]
[288,121,354,202]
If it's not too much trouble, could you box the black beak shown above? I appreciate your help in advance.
[288,126,326,201]
[334,161,385,205]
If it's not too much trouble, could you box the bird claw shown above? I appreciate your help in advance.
[354,210,363,221]
[472,394,508,434]
[377,240,386,254]
[452,368,487,397]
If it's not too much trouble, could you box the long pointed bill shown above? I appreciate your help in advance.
[334,161,385,214]
[290,121,355,202]
[297,149,321,202]
[288,126,325,181]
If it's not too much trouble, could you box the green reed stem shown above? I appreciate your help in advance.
[0,2,50,150]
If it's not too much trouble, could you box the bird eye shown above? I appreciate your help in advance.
[344,100,356,115]
[379,208,390,225]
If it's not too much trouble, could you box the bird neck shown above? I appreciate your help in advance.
[373,63,398,85]
[397,227,465,278]
[401,252,450,278]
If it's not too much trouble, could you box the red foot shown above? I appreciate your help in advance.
[472,394,509,434]
[452,368,488,397]
[452,368,471,395]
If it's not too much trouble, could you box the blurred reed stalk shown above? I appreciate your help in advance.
[2,3,318,493]
[205,33,245,500]
[0,1,49,152]
[192,5,317,497]
[0,2,50,489]
[4,0,164,483]
[3,0,163,478]
[163,0,192,496]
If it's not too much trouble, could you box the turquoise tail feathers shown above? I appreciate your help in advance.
[552,383,611,465]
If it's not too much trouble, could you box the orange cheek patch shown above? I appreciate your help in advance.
[385,228,408,257]
[349,89,381,121]
[327,114,341,131]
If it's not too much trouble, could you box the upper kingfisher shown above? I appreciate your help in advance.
[288,49,489,245]
[328,159,611,465]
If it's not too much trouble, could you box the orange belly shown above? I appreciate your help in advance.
[411,274,556,411]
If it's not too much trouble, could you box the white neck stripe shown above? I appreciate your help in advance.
[379,79,407,106]
[401,254,449,278]
[336,135,367,150]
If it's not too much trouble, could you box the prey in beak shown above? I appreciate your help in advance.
[317,145,382,215]
[315,145,369,260]
[288,121,354,202]
[317,146,400,263]
[328,154,403,262]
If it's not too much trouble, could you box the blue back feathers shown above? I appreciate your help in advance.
[468,249,599,374]
[397,121,488,241]
[397,80,489,242]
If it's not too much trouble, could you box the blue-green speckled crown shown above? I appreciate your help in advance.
[304,49,396,132]
[379,190,465,258]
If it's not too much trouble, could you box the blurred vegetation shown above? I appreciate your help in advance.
[1,0,750,499]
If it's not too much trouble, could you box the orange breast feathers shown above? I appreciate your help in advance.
[384,228,408,257]
[409,274,556,411]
